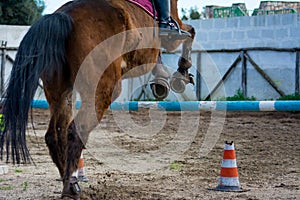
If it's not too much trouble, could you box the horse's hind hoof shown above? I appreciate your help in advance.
[61,196,80,200]
[61,193,80,200]
[170,77,186,93]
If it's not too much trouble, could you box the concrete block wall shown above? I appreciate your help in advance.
[0,25,29,86]
[189,13,300,50]
[0,25,29,47]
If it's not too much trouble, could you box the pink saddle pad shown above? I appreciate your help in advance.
[126,0,157,17]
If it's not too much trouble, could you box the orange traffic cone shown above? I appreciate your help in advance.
[211,141,245,192]
[77,152,89,182]
[58,152,89,182]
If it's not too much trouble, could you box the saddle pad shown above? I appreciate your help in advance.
[126,0,157,17]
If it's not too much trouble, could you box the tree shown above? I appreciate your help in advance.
[0,0,45,25]
[181,6,201,20]
[189,6,201,20]
[181,8,189,21]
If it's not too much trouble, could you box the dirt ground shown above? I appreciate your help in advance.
[0,108,299,200]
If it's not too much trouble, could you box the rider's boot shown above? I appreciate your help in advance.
[153,0,191,40]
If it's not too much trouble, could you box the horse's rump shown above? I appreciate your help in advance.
[57,0,160,80]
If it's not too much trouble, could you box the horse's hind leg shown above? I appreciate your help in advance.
[44,85,73,178]
[61,59,122,199]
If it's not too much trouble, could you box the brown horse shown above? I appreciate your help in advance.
[0,0,195,199]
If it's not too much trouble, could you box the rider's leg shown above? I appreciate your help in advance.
[153,0,191,39]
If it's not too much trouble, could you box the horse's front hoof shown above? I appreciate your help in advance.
[61,176,81,200]
[150,77,170,100]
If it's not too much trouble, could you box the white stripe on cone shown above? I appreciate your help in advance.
[219,177,240,187]
[221,159,237,168]
[224,143,235,150]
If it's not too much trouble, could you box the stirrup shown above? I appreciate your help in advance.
[158,18,191,40]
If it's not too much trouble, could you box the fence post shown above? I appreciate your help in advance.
[241,50,247,98]
[0,41,7,96]
[296,51,299,94]
[196,52,201,100]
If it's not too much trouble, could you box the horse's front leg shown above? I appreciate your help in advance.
[170,25,196,93]
[150,54,170,100]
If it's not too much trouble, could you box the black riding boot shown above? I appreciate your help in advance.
[153,0,191,40]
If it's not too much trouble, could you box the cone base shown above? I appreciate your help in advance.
[209,185,247,192]
[78,175,89,182]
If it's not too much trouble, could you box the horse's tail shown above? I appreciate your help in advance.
[0,12,73,164]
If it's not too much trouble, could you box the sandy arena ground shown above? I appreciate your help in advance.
[0,108,299,200]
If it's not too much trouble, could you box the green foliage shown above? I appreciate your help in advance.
[189,6,201,19]
[219,91,300,101]
[23,181,28,191]
[0,0,45,25]
[181,6,201,20]
[0,185,13,190]
[170,161,182,171]
[277,93,300,100]
[15,169,23,173]
[0,179,13,191]
[220,89,256,101]
[181,8,188,20]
